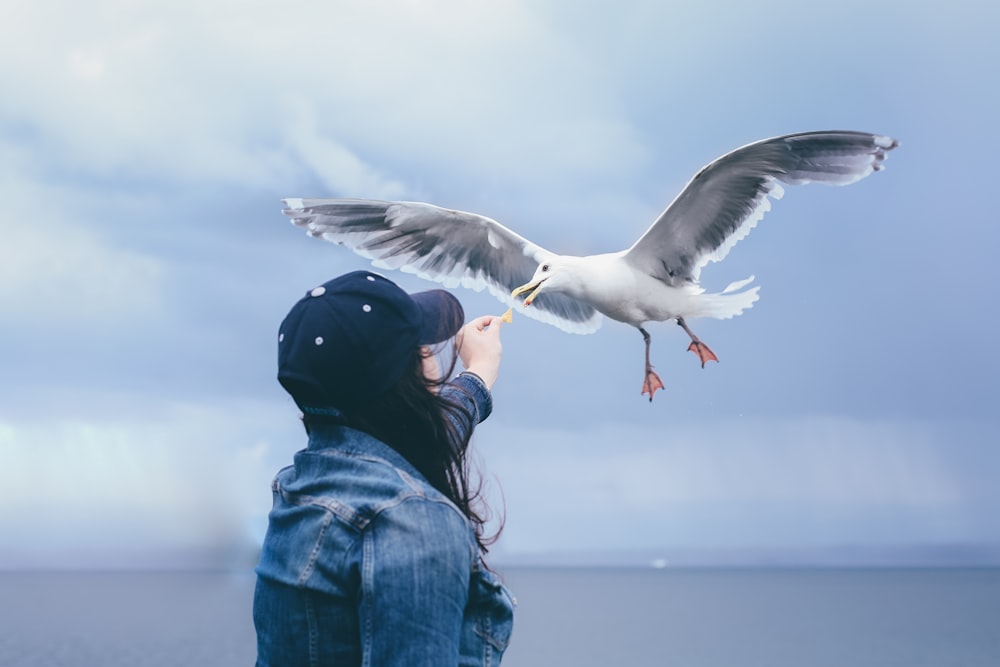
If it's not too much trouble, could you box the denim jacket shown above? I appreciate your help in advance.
[254,373,515,666]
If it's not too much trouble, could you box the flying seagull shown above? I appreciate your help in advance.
[283,130,898,401]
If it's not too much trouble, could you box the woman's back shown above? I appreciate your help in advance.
[254,380,514,666]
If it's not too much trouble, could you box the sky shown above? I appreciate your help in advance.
[1,0,998,569]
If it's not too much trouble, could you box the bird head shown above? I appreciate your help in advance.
[511,259,564,307]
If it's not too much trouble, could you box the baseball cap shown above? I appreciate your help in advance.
[277,271,465,409]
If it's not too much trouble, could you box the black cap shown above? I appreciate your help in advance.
[277,271,464,409]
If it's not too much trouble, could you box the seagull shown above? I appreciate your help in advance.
[283,130,898,401]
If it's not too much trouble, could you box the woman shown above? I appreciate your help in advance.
[254,270,514,666]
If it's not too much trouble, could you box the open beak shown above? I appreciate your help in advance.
[511,279,545,306]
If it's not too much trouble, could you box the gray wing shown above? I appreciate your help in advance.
[623,131,899,285]
[283,198,602,334]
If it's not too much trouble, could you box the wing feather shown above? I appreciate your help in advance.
[624,131,898,284]
[283,198,603,334]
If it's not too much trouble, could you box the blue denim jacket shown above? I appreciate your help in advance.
[254,373,514,666]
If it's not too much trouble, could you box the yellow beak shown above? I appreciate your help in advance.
[511,280,544,306]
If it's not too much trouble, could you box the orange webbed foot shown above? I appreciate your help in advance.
[642,368,665,402]
[687,341,719,368]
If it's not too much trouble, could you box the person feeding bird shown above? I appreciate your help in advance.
[282,130,898,401]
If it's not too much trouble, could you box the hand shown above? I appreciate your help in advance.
[457,315,503,389]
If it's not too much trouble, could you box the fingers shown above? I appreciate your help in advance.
[469,314,502,333]
[459,316,503,340]
[456,314,504,389]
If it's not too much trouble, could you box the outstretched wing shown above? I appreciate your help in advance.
[283,198,602,334]
[624,131,898,285]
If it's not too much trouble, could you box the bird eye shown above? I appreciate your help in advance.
[541,264,550,272]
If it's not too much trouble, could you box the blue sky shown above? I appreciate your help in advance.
[1,0,998,568]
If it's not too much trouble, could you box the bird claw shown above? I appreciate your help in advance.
[687,341,719,368]
[642,369,665,402]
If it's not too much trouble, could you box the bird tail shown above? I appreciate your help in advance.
[689,276,760,320]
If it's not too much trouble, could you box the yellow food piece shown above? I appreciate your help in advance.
[501,307,513,324]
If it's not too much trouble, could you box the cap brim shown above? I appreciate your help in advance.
[410,289,465,345]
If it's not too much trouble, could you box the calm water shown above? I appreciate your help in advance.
[0,568,997,666]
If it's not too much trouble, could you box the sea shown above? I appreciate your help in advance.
[1,567,997,666]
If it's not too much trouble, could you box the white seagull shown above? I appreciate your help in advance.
[283,130,898,401]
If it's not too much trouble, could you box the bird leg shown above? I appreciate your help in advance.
[639,327,664,402]
[676,317,718,368]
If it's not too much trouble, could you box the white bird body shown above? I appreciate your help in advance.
[521,252,757,326]
[282,130,898,399]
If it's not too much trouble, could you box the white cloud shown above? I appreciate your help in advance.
[0,221,163,323]
[67,49,107,81]
[0,396,299,567]
[478,416,988,553]
[0,165,166,325]
[0,0,644,196]
[674,416,963,506]
[1,0,997,569]
[0,385,993,567]
[282,97,408,199]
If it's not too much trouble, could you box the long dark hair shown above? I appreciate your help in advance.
[305,341,500,552]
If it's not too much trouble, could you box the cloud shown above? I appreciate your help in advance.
[282,98,408,199]
[0,0,647,200]
[0,395,300,568]
[0,164,166,326]
[478,416,996,553]
[1,0,998,569]
[2,399,994,568]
